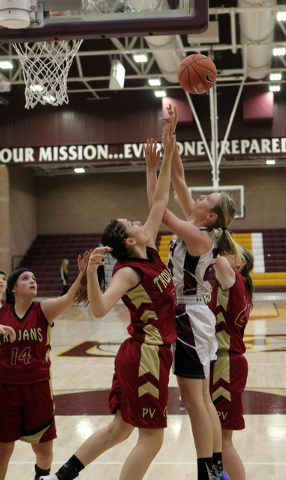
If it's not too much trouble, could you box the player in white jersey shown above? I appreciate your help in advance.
[145,105,243,480]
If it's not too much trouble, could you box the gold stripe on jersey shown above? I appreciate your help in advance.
[216,330,231,351]
[213,353,230,384]
[217,287,230,312]
[138,381,159,399]
[139,343,160,380]
[140,309,158,324]
[143,324,164,345]
[45,324,52,365]
[216,311,226,326]
[212,385,231,403]
[20,424,51,444]
[125,284,153,309]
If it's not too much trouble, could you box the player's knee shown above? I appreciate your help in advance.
[34,448,53,465]
[107,420,132,442]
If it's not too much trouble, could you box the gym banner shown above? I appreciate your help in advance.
[1,137,286,164]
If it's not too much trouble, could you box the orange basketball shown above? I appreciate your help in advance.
[177,54,217,94]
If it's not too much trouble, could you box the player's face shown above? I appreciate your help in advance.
[119,219,151,245]
[0,274,7,295]
[193,193,221,221]
[13,272,37,298]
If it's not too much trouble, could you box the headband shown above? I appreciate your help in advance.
[7,268,32,294]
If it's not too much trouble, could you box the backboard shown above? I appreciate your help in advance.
[0,0,208,42]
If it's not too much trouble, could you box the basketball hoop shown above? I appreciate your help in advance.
[12,39,83,109]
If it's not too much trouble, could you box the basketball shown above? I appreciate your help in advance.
[177,54,217,94]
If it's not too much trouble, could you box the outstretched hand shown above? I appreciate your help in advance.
[162,121,176,156]
[144,138,161,169]
[0,325,16,343]
[160,103,178,131]
[78,250,93,274]
[87,246,113,274]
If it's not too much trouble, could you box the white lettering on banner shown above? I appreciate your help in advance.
[197,141,205,156]
[53,146,58,161]
[97,145,108,160]
[132,143,143,158]
[241,139,250,154]
[0,148,12,163]
[59,146,68,161]
[184,141,196,156]
[249,139,260,154]
[25,148,35,162]
[69,146,78,161]
[124,144,132,158]
[13,148,23,163]
[272,138,280,153]
[1,138,286,164]
[39,147,52,162]
[231,140,240,154]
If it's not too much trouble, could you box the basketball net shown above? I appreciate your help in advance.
[12,40,83,109]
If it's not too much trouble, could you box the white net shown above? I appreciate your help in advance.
[12,40,83,109]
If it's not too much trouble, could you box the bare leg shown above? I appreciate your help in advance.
[222,429,246,480]
[119,428,164,480]
[203,377,222,453]
[32,440,53,470]
[75,410,134,466]
[177,376,213,458]
[0,442,14,480]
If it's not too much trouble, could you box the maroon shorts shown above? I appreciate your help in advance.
[210,353,248,431]
[0,380,57,443]
[109,338,172,429]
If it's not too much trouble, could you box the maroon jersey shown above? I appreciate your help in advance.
[0,302,53,385]
[113,247,177,346]
[208,271,250,354]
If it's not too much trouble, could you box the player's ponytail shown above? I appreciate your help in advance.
[209,192,243,264]
[73,265,106,306]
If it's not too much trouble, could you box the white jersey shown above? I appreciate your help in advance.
[168,226,218,301]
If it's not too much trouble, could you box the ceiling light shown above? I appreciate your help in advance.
[154,90,166,98]
[273,47,286,56]
[148,79,161,86]
[74,168,85,173]
[109,59,125,90]
[266,160,276,165]
[133,54,147,63]
[42,95,56,103]
[277,12,286,22]
[269,85,280,92]
[0,60,13,69]
[269,73,282,81]
[30,84,44,92]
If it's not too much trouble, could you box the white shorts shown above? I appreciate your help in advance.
[172,303,218,379]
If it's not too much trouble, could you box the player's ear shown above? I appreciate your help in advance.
[125,237,136,247]
[207,212,217,223]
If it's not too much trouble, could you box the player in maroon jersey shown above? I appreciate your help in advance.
[208,249,254,480]
[40,122,177,480]
[0,252,97,480]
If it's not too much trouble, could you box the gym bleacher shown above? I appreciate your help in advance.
[16,229,286,297]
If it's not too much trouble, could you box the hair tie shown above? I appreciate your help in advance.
[221,227,227,231]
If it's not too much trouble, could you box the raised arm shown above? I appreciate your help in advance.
[213,255,236,290]
[40,251,91,324]
[161,104,195,219]
[144,122,175,245]
[144,138,161,209]
[87,246,140,318]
